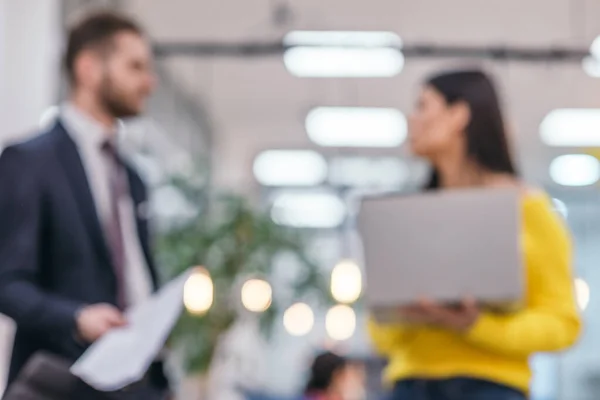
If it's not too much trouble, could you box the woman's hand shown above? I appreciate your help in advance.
[399,298,481,332]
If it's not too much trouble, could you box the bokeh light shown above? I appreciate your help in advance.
[331,259,362,304]
[241,279,273,313]
[283,303,314,336]
[326,304,356,341]
[183,267,213,315]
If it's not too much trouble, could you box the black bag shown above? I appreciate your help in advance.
[4,352,169,400]
[3,352,76,400]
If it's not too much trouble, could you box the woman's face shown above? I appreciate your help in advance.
[409,85,463,160]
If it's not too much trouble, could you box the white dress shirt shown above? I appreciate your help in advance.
[61,103,153,308]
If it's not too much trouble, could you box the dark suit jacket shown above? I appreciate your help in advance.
[0,121,167,390]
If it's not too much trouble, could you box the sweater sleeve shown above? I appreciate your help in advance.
[463,196,582,356]
[367,318,415,356]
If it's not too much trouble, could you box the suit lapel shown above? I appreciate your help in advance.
[51,121,159,290]
[52,122,113,270]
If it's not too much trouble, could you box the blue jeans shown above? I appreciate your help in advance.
[389,378,526,400]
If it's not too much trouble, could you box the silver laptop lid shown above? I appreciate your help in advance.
[358,188,524,312]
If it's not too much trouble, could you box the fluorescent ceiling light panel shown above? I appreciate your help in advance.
[549,154,600,186]
[270,190,346,228]
[590,36,600,58]
[582,56,600,78]
[583,36,600,77]
[540,109,600,146]
[306,107,407,147]
[283,31,402,48]
[284,47,404,78]
[328,156,409,188]
[253,150,328,186]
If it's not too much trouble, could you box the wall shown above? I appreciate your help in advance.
[0,0,61,144]
[0,0,62,392]
[0,0,61,141]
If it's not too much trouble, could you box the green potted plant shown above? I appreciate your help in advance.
[156,180,330,397]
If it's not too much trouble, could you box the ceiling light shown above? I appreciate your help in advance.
[540,109,600,146]
[328,156,409,188]
[283,30,403,78]
[582,56,600,78]
[306,107,407,147]
[270,190,346,228]
[284,47,404,78]
[549,154,600,186]
[325,305,356,341]
[590,36,600,58]
[583,36,600,77]
[283,31,402,48]
[283,303,314,336]
[253,150,328,186]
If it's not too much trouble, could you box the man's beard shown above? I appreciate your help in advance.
[98,76,141,119]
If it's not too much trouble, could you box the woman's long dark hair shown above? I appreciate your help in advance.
[305,351,347,394]
[424,69,518,189]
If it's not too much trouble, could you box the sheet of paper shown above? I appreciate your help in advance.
[70,269,193,391]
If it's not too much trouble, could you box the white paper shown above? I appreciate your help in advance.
[70,269,193,391]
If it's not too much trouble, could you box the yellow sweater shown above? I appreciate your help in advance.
[368,192,582,393]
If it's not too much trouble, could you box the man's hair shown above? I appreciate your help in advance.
[65,12,143,83]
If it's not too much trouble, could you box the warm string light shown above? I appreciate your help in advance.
[182,261,363,341]
[326,304,356,341]
[241,279,273,313]
[183,267,214,315]
[330,259,362,304]
[283,303,314,336]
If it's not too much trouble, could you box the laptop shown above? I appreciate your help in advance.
[358,187,524,323]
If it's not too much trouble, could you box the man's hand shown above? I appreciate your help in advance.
[76,303,126,343]
[399,298,480,332]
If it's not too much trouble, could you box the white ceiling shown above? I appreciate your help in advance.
[123,0,600,193]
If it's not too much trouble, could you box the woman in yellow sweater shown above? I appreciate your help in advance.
[368,69,582,400]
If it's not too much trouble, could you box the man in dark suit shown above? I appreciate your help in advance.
[0,12,169,399]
